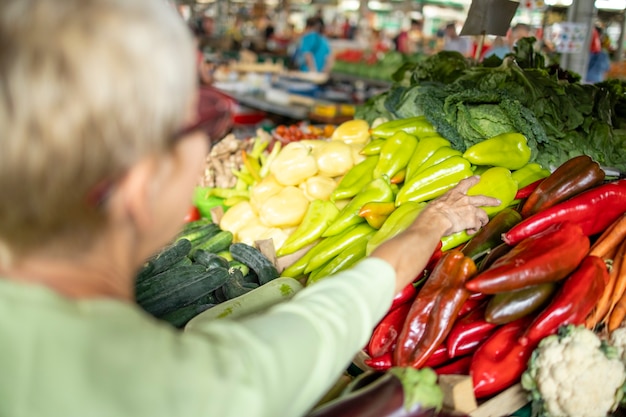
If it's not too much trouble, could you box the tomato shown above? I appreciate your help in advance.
[184,206,201,222]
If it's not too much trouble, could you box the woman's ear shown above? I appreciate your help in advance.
[112,155,163,234]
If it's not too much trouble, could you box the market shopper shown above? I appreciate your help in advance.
[0,1,500,417]
[293,16,333,73]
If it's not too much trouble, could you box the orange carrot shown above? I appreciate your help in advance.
[606,238,626,318]
[587,254,621,329]
[590,213,626,259]
[606,241,626,331]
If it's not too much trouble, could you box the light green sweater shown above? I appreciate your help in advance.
[0,258,395,417]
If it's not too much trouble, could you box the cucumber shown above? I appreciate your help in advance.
[229,242,279,285]
[136,238,192,284]
[222,269,256,300]
[185,277,304,329]
[192,230,233,255]
[170,256,193,268]
[136,265,231,317]
[192,250,229,269]
[213,286,227,303]
[161,303,215,329]
[228,260,250,277]
[181,218,213,233]
[177,223,220,246]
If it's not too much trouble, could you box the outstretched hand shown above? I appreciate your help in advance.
[420,176,501,236]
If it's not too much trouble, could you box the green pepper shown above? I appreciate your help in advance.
[305,223,376,273]
[411,146,462,178]
[440,231,472,252]
[306,233,371,286]
[395,156,473,206]
[511,163,551,189]
[466,167,518,216]
[323,176,394,237]
[485,283,557,325]
[373,131,419,180]
[276,200,339,257]
[359,138,386,156]
[330,155,379,202]
[462,132,531,170]
[404,136,451,181]
[366,201,426,255]
[370,116,437,139]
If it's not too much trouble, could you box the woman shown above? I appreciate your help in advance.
[0,1,499,416]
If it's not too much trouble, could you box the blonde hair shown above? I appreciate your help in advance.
[0,0,196,254]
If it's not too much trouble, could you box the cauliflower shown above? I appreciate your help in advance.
[521,324,626,417]
[610,326,626,364]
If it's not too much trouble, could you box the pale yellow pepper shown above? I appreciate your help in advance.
[269,142,318,186]
[250,174,284,212]
[331,119,370,144]
[259,186,310,228]
[299,175,338,201]
[313,140,354,178]
[219,200,259,237]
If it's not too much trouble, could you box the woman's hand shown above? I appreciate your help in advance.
[418,176,500,236]
[371,176,501,293]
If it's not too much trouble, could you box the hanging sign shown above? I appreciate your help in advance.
[460,0,520,37]
[545,22,588,53]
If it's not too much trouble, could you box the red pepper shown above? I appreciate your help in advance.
[519,255,609,346]
[446,302,498,358]
[421,343,450,368]
[519,155,605,219]
[434,355,472,376]
[504,179,626,246]
[363,352,392,371]
[456,296,485,318]
[461,208,522,261]
[514,178,544,200]
[466,222,590,294]
[390,282,418,311]
[394,251,476,368]
[425,240,444,272]
[184,206,201,222]
[477,242,512,273]
[470,315,537,399]
[367,303,412,358]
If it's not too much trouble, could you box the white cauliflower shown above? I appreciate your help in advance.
[610,326,626,363]
[521,324,626,417]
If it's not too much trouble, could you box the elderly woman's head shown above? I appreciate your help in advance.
[0,0,202,262]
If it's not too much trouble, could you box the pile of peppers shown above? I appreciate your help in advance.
[358,145,626,401]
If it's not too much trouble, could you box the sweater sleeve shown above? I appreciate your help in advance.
[180,257,396,417]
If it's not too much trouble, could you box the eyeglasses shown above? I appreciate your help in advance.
[86,104,232,208]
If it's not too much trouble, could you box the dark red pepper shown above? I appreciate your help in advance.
[504,179,626,246]
[519,255,609,346]
[446,302,498,358]
[368,303,412,358]
[456,296,486,318]
[390,282,418,311]
[470,315,537,399]
[485,282,557,325]
[434,355,472,376]
[514,178,544,200]
[461,208,522,261]
[421,343,451,368]
[519,155,605,219]
[395,251,476,368]
[477,242,512,273]
[466,222,590,294]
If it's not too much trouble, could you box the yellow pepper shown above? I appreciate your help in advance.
[269,142,318,186]
[299,175,337,201]
[331,119,370,144]
[313,140,354,178]
[250,174,284,211]
[219,200,259,238]
[259,186,310,228]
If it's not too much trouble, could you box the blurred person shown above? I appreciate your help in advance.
[442,22,472,57]
[483,36,511,59]
[294,16,333,73]
[586,26,611,83]
[394,19,423,54]
[0,1,500,417]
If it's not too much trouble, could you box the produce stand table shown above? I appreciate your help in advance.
[216,89,311,121]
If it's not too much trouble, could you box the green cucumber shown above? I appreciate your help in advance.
[222,268,256,300]
[192,230,233,255]
[177,223,220,246]
[181,218,213,233]
[185,277,304,328]
[229,242,279,285]
[192,250,229,269]
[136,238,192,283]
[136,265,230,317]
[161,303,215,328]
[228,260,250,277]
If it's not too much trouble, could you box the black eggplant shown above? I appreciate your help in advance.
[306,367,446,417]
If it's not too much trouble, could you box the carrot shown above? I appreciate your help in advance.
[606,240,626,331]
[587,255,620,329]
[606,238,626,315]
[590,213,626,259]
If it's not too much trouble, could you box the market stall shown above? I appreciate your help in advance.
[136,35,626,417]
